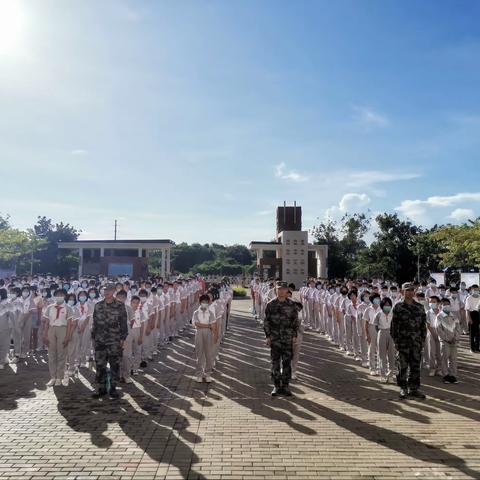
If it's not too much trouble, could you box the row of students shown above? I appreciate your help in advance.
[250,277,479,386]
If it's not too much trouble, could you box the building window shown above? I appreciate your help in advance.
[293,239,298,245]
[293,259,297,265]
[300,259,305,265]
[300,269,305,275]
[293,249,297,255]
[286,249,290,255]
[300,249,305,255]
[286,239,290,245]
[301,239,305,245]
[286,269,290,275]
[293,269,298,275]
[286,259,290,265]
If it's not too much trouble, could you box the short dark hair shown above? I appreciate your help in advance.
[199,294,210,303]
[380,297,392,308]
[116,290,127,298]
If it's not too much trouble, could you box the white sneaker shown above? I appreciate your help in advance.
[291,372,298,380]
[346,351,354,356]
[132,370,139,376]
[195,376,203,383]
[380,376,388,384]
[428,369,436,377]
[124,377,133,384]
[205,376,212,383]
[61,378,69,387]
[46,378,56,387]
[54,379,62,386]
[369,370,378,376]
[361,361,369,368]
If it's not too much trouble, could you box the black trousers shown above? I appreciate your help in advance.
[469,311,480,351]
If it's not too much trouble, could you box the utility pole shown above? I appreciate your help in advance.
[114,219,117,240]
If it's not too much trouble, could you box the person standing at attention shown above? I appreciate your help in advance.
[264,281,299,397]
[391,282,427,400]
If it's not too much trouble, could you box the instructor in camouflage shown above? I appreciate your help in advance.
[264,281,299,397]
[92,283,128,399]
[391,282,427,400]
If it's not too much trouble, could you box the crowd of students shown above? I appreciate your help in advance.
[251,277,480,385]
[0,275,233,388]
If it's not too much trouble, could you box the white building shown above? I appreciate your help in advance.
[249,204,328,288]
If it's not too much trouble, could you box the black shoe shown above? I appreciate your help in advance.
[450,376,459,384]
[92,388,108,399]
[109,387,120,399]
[140,360,147,368]
[443,375,451,384]
[271,386,281,397]
[399,388,408,399]
[408,389,426,399]
[282,385,293,397]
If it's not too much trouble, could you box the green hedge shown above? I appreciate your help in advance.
[232,287,247,298]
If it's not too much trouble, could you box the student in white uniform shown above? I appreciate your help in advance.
[374,298,395,383]
[16,286,36,359]
[446,286,466,335]
[426,295,442,376]
[0,288,10,369]
[193,294,217,383]
[287,289,304,380]
[435,297,461,384]
[344,290,357,357]
[129,295,146,376]
[357,291,370,367]
[75,290,93,368]
[43,289,74,387]
[364,293,381,375]
[115,290,135,383]
[65,293,80,379]
[9,287,23,363]
[465,284,480,353]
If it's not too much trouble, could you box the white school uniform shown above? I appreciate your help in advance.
[43,303,74,381]
[0,300,11,365]
[374,310,395,377]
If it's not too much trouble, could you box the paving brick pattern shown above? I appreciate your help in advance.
[1,298,480,480]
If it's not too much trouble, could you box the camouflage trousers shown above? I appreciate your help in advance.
[396,344,423,391]
[94,342,123,389]
[270,340,293,385]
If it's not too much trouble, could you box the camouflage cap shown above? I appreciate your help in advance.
[276,281,288,289]
[104,282,116,291]
[402,282,415,290]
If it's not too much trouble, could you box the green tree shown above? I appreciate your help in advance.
[33,216,81,275]
[0,213,11,230]
[430,219,480,270]
[355,213,420,283]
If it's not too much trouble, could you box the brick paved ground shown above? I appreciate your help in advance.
[1,298,480,480]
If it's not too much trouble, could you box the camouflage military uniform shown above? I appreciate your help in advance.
[390,300,427,391]
[264,297,299,386]
[92,298,128,390]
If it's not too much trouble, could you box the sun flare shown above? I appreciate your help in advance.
[0,0,27,56]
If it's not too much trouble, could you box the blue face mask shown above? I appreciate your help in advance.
[383,306,392,314]
[373,298,381,306]
[442,306,450,314]
[430,303,437,310]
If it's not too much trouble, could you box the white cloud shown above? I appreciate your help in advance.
[326,193,371,219]
[449,208,475,221]
[346,171,421,188]
[71,149,88,155]
[396,192,480,224]
[352,105,389,130]
[275,162,309,182]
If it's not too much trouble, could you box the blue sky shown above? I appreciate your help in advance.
[1,0,479,245]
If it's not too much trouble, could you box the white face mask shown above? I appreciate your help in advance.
[67,299,75,307]
[140,297,147,303]
[55,296,65,305]
[22,291,30,299]
[200,303,209,310]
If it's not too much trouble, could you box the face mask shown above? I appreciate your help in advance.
[79,296,87,302]
[89,292,96,299]
[316,285,322,290]
[460,285,466,291]
[373,298,381,306]
[81,283,88,288]
[439,290,446,295]
[9,293,16,300]
[329,289,334,294]
[429,303,437,310]
[63,285,70,291]
[42,291,48,298]
[442,306,450,314]
[131,289,138,295]
[200,303,209,310]
[383,306,392,314]
[67,300,75,307]
[22,291,29,299]
[140,297,147,303]
[55,296,65,304]
[146,288,151,293]
[168,288,174,294]
[472,291,479,297]
[450,283,456,288]
[335,287,340,294]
